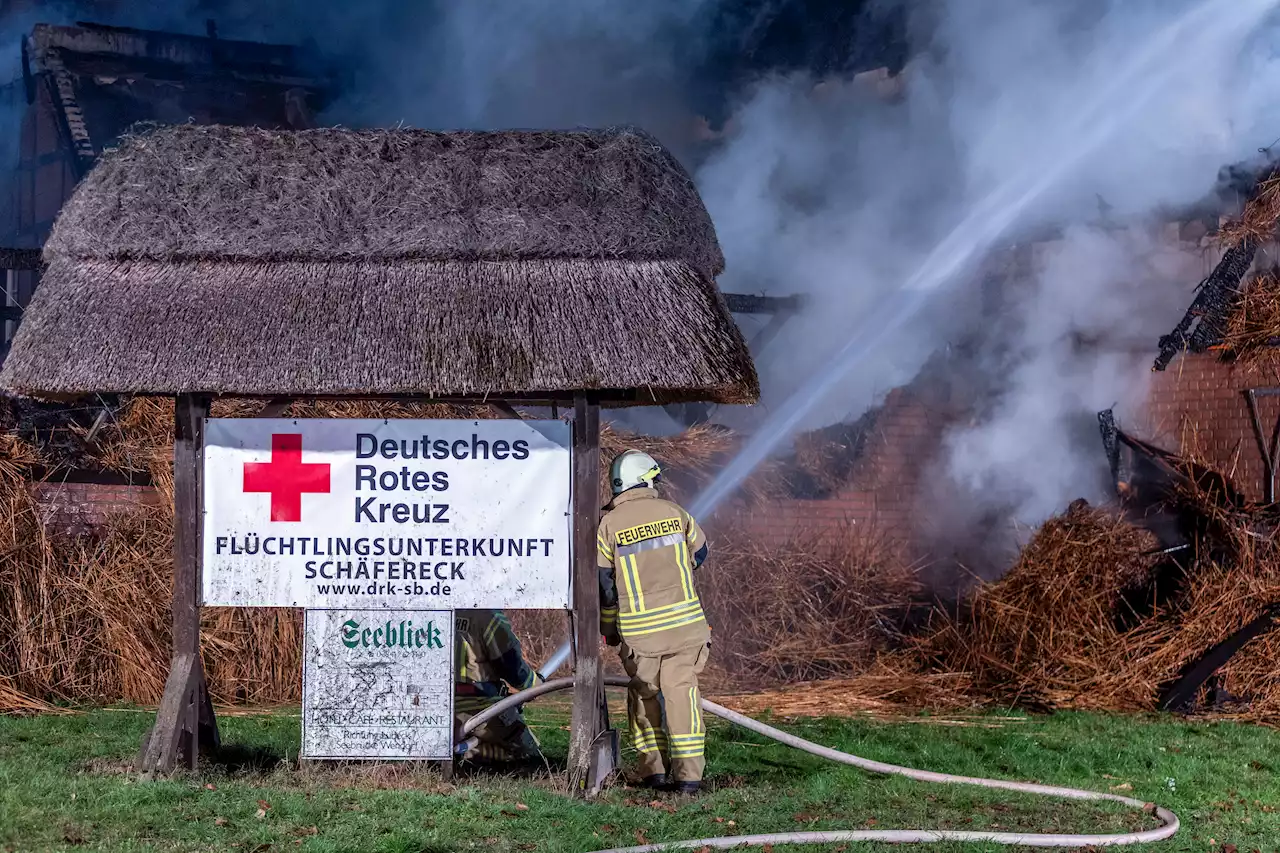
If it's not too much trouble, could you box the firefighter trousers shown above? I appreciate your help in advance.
[620,640,710,782]
[454,703,543,762]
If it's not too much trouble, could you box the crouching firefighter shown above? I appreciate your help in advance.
[597,450,712,795]
[453,609,545,764]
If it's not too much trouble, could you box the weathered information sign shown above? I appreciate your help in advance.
[302,609,454,760]
[202,419,571,609]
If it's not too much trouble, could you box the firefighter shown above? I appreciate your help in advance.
[453,609,545,764]
[597,449,711,795]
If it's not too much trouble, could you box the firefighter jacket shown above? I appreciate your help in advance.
[455,609,538,713]
[596,488,710,656]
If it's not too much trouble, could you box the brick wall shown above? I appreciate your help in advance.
[31,480,161,535]
[1146,353,1280,502]
[723,384,961,548]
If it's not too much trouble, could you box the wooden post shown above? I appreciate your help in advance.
[138,394,219,776]
[567,394,604,793]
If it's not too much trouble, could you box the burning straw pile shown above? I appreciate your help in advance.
[912,452,1280,721]
[1216,170,1280,250]
[912,501,1163,710]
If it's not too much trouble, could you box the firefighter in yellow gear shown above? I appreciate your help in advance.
[453,609,545,764]
[597,449,711,795]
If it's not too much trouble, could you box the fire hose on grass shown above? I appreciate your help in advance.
[460,666,1179,850]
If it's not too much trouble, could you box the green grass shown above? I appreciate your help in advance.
[1,693,1277,852]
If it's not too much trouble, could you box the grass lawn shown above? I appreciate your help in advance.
[1,691,1276,852]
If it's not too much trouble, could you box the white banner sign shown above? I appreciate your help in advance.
[202,419,572,609]
[302,609,454,760]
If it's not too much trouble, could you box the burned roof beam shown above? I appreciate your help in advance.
[1153,238,1258,371]
[57,50,331,90]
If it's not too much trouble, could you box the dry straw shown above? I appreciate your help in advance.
[1217,173,1280,249]
[1220,271,1280,372]
[911,502,1163,711]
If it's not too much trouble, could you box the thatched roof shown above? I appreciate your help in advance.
[0,124,756,405]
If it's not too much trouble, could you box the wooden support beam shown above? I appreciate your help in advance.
[83,408,110,444]
[258,397,295,419]
[567,394,606,795]
[747,308,798,356]
[136,652,218,777]
[722,292,807,314]
[1159,604,1280,712]
[1244,388,1280,504]
[138,393,218,776]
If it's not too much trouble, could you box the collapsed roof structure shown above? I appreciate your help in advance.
[0,20,335,361]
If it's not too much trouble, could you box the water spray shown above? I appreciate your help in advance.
[535,639,572,681]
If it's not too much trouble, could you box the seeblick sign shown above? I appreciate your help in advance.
[302,608,455,760]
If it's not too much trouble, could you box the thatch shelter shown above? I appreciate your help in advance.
[0,123,757,790]
[0,123,756,405]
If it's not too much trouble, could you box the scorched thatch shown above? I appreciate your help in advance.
[1,124,757,405]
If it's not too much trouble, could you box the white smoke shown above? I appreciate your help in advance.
[944,225,1209,527]
[690,0,1280,552]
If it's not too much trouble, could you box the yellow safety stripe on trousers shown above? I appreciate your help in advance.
[632,730,668,746]
[631,720,667,741]
[688,686,702,736]
[675,540,695,600]
[631,728,668,744]
[597,532,613,562]
[669,732,706,757]
[601,606,619,626]
[618,598,705,635]
[618,553,645,613]
[631,732,668,754]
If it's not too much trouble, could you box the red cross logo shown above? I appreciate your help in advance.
[243,434,331,522]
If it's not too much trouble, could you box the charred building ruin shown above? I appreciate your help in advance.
[0,20,335,361]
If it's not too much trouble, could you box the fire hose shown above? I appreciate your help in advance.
[460,674,1179,850]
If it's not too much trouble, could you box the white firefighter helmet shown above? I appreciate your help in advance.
[610,449,661,495]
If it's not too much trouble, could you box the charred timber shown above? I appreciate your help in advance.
[722,293,807,314]
[1153,238,1258,371]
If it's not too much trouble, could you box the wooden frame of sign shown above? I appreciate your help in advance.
[135,392,607,792]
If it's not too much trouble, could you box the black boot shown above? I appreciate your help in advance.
[670,780,700,796]
[640,773,668,790]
